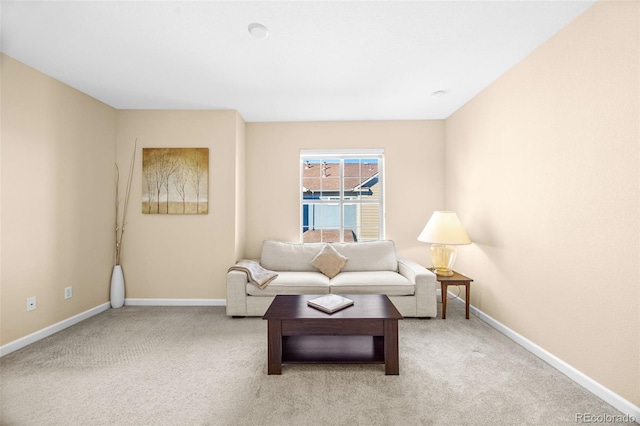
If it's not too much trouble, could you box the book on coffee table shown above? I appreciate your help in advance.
[307,294,354,314]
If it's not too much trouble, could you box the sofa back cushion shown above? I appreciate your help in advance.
[260,239,399,273]
[331,240,398,272]
[260,240,323,272]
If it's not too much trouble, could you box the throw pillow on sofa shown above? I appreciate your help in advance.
[310,244,349,278]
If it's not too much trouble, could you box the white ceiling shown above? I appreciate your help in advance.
[1,1,595,122]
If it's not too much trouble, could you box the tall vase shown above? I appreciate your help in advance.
[110,265,125,308]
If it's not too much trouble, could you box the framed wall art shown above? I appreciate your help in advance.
[142,148,209,215]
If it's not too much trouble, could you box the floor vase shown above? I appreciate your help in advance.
[110,265,125,308]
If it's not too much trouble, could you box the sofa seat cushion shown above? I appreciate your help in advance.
[329,271,414,296]
[246,271,330,296]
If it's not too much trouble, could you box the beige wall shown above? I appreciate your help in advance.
[235,114,247,262]
[1,55,116,345]
[245,121,445,262]
[445,1,639,405]
[115,110,243,300]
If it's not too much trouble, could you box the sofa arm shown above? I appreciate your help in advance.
[226,269,250,316]
[397,257,437,317]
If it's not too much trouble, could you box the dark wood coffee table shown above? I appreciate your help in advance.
[262,294,403,375]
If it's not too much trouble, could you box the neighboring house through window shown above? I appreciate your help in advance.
[300,149,384,243]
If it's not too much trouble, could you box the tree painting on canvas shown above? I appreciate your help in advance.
[142,148,209,214]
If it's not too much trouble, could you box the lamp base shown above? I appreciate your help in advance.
[433,268,454,277]
[430,244,457,277]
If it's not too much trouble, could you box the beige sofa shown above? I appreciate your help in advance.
[226,240,437,318]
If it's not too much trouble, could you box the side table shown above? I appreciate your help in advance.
[433,271,473,319]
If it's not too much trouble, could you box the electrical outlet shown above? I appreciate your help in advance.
[27,296,36,311]
[64,286,73,299]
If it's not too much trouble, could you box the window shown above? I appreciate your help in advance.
[301,149,384,243]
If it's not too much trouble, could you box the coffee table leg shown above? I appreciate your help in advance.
[267,320,282,375]
[384,319,399,375]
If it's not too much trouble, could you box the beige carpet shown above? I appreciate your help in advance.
[0,302,631,426]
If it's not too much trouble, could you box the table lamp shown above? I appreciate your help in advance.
[417,211,471,276]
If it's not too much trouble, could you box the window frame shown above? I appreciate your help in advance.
[300,149,385,243]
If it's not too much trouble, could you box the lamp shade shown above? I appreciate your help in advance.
[417,211,471,245]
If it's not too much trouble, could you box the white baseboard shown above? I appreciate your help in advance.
[448,293,640,421]
[0,302,111,357]
[124,298,226,306]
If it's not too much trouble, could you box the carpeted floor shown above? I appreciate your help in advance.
[0,302,632,425]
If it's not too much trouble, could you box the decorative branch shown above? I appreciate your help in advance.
[115,139,137,266]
